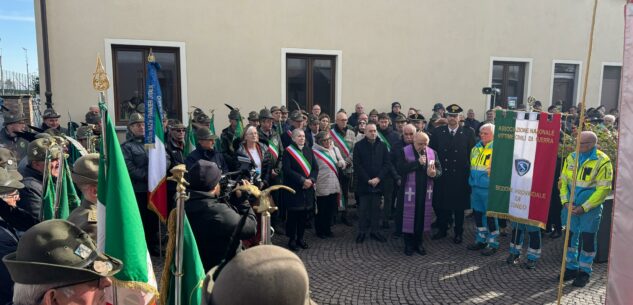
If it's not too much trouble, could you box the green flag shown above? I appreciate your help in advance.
[58,157,81,218]
[41,170,55,220]
[160,211,205,305]
[97,104,158,300]
[184,117,197,158]
[209,112,222,151]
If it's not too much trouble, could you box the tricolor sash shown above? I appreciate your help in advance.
[268,139,279,160]
[330,129,351,157]
[286,145,311,177]
[377,130,392,152]
[402,144,435,233]
[313,148,338,177]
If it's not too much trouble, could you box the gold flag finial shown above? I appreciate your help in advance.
[92,55,110,92]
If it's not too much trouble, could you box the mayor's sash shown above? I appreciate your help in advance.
[286,145,311,177]
[402,144,435,233]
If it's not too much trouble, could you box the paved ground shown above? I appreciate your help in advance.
[269,208,607,305]
[152,208,607,305]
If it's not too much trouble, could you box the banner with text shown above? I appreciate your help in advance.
[487,110,561,229]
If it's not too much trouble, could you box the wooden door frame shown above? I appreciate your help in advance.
[488,57,532,110]
[281,48,342,116]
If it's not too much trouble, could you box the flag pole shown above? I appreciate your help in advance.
[92,53,115,305]
[556,0,598,303]
[167,164,189,305]
[51,141,65,218]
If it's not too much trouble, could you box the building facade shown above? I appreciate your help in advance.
[35,0,625,128]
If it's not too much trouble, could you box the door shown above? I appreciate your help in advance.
[286,54,336,117]
[491,61,526,109]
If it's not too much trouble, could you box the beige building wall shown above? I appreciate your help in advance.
[36,0,625,128]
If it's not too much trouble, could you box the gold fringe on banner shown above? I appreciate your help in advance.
[159,210,178,305]
[111,277,159,299]
[486,212,546,230]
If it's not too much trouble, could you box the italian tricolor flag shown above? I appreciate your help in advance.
[97,104,158,305]
[146,61,168,221]
[148,106,168,221]
[487,110,561,229]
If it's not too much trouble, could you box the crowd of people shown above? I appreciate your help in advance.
[0,97,617,304]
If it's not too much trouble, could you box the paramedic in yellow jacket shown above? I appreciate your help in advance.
[559,131,613,288]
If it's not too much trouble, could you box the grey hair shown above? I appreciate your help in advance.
[604,114,616,122]
[479,123,495,133]
[291,128,305,139]
[13,282,76,305]
[415,131,430,142]
[403,124,417,133]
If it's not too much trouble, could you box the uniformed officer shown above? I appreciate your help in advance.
[18,138,61,221]
[559,131,613,287]
[67,154,99,241]
[408,113,427,133]
[220,108,242,171]
[247,111,260,127]
[41,108,68,135]
[121,113,160,256]
[75,125,97,153]
[3,220,122,305]
[0,112,29,161]
[0,166,25,304]
[429,104,476,244]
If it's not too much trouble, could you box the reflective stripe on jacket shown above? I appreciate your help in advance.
[560,148,613,212]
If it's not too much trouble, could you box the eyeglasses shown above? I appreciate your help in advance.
[174,129,186,133]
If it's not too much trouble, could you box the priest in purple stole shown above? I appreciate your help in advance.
[397,132,442,256]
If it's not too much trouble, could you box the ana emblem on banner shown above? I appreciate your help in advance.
[515,159,531,176]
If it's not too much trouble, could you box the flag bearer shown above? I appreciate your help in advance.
[506,223,541,269]
[558,131,613,287]
[466,123,499,256]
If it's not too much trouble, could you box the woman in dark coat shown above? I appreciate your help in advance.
[283,128,318,251]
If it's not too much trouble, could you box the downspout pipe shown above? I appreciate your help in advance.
[39,0,52,108]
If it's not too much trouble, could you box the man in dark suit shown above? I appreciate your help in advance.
[429,104,476,244]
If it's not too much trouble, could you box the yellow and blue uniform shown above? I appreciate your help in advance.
[560,147,613,274]
[469,141,499,248]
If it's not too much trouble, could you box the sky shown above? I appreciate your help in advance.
[0,0,38,74]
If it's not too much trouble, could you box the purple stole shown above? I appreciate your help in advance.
[402,145,435,234]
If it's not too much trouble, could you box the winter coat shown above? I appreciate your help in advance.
[236,142,272,185]
[185,190,257,272]
[121,136,148,192]
[17,165,46,220]
[185,145,229,173]
[352,137,390,194]
[312,143,345,197]
[282,143,318,211]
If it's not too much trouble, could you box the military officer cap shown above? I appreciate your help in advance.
[196,128,218,141]
[169,119,186,130]
[270,106,281,114]
[369,109,379,116]
[445,104,464,115]
[289,110,304,122]
[42,108,61,119]
[128,112,144,125]
[2,219,122,285]
[28,138,61,162]
[0,167,24,194]
[259,108,274,120]
[247,111,259,122]
[395,114,407,123]
[280,105,289,113]
[85,111,101,125]
[72,153,99,185]
[433,103,445,111]
[76,125,94,140]
[228,109,242,121]
[202,245,315,305]
[408,113,426,123]
[3,112,26,126]
[0,147,23,180]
